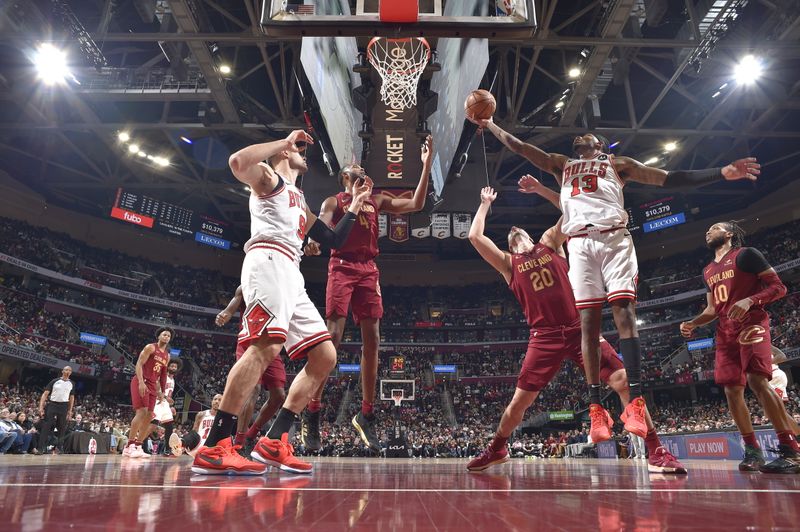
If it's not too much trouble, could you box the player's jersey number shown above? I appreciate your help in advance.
[530,268,555,291]
[297,214,307,240]
[570,175,599,197]
[713,284,729,306]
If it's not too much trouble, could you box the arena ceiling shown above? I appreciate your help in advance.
[0,0,798,256]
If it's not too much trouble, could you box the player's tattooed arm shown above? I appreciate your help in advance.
[468,187,513,284]
[216,285,243,326]
[229,130,314,191]
[517,174,561,210]
[473,118,568,178]
[304,197,337,256]
[679,292,717,338]
[618,156,759,187]
[375,135,433,214]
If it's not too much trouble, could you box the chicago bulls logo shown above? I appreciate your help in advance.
[737,325,766,345]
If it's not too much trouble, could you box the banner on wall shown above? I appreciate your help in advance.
[0,343,96,376]
[452,214,471,239]
[389,214,409,243]
[431,213,451,239]
[411,224,431,238]
[378,214,388,238]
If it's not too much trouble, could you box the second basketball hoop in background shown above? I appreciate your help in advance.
[464,89,496,120]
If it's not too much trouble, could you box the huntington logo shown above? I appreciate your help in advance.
[88,437,98,455]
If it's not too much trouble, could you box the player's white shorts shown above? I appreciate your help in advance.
[566,228,638,309]
[239,247,331,360]
[153,399,173,423]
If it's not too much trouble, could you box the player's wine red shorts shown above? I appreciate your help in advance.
[130,375,157,412]
[235,344,287,390]
[326,258,384,324]
[714,312,772,387]
[517,322,624,392]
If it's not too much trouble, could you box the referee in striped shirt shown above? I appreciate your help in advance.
[37,366,75,454]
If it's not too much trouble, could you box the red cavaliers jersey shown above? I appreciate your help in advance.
[509,243,579,328]
[703,247,766,322]
[143,343,170,386]
[330,192,379,262]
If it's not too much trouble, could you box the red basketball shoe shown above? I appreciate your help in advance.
[620,397,648,438]
[191,437,267,475]
[648,446,688,474]
[251,433,313,474]
[589,404,614,443]
[467,446,509,472]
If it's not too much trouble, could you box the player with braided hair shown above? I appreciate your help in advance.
[681,221,796,473]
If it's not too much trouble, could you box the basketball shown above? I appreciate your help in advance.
[464,89,496,121]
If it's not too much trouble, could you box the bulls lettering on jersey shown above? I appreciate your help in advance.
[509,243,579,329]
[703,247,764,320]
[559,153,628,235]
[331,192,379,261]
[198,411,214,445]
[243,177,308,262]
[163,375,175,400]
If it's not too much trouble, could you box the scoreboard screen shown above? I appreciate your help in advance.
[627,196,687,234]
[110,188,232,249]
[390,356,406,374]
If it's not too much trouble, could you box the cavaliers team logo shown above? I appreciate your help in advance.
[738,325,766,345]
[389,214,409,243]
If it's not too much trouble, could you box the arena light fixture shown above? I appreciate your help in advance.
[219,64,232,75]
[636,319,644,325]
[734,55,762,85]
[555,101,565,109]
[180,136,192,144]
[664,142,677,152]
[34,43,71,85]
[643,156,659,165]
[567,67,581,79]
[128,144,140,153]
[608,141,620,149]
[137,151,147,158]
[154,156,170,167]
[118,131,130,142]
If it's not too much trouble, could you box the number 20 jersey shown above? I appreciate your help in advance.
[559,153,628,235]
[509,243,579,329]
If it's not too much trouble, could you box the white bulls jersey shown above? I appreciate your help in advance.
[152,374,175,422]
[164,375,174,399]
[197,410,214,447]
[770,364,789,402]
[243,174,308,263]
[559,153,628,235]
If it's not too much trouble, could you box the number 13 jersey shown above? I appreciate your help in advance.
[509,243,579,329]
[559,153,628,236]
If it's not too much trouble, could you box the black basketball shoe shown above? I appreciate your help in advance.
[352,412,381,454]
[301,410,321,452]
[738,445,765,472]
[759,445,800,474]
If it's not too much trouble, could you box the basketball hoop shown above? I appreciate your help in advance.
[367,37,430,110]
[391,389,405,408]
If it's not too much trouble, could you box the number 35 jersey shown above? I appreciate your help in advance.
[509,243,579,329]
[559,153,628,236]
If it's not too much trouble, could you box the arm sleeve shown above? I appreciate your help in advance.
[307,212,356,249]
[662,168,723,187]
[735,247,771,274]
[748,271,787,306]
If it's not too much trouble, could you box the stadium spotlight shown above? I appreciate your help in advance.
[643,156,659,165]
[567,67,581,79]
[34,43,71,85]
[137,151,147,158]
[734,55,762,85]
[219,64,232,75]
[118,131,130,142]
[128,144,140,153]
[180,136,192,144]
[154,156,170,167]
[664,141,677,152]
[555,101,565,109]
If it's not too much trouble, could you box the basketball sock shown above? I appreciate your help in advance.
[362,401,374,416]
[489,435,508,453]
[204,410,238,448]
[619,338,643,398]
[245,424,261,440]
[776,431,800,451]
[589,384,602,405]
[741,432,759,448]
[308,399,322,413]
[266,408,297,439]
[644,429,661,455]
[162,422,174,453]
[234,432,246,446]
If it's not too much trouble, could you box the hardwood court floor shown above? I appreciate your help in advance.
[1,455,799,530]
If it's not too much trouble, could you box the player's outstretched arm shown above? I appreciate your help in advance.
[216,285,243,326]
[468,117,568,178]
[375,135,433,214]
[229,130,314,188]
[517,174,562,210]
[539,217,568,257]
[728,248,787,320]
[305,180,372,248]
[679,292,718,338]
[304,197,337,256]
[617,156,760,187]
[468,187,513,283]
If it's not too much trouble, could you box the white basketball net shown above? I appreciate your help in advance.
[367,37,430,110]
